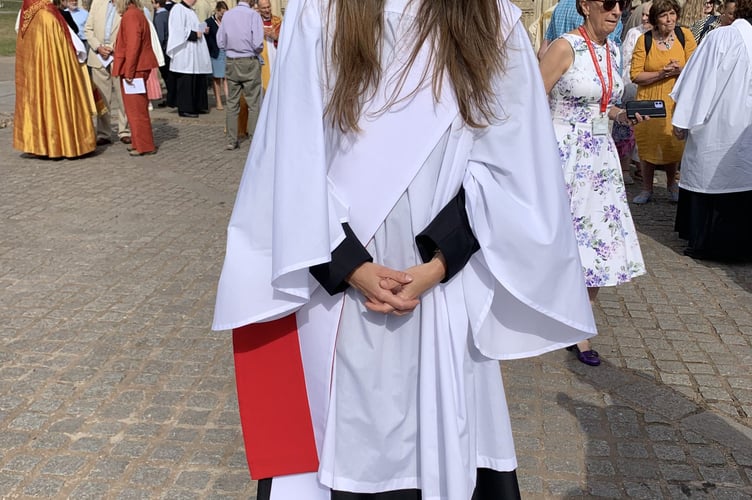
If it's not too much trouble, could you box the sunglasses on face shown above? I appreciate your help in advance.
[588,0,627,11]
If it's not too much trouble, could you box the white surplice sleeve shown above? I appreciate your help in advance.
[670,27,733,130]
[166,5,191,58]
[462,20,597,359]
[213,0,346,330]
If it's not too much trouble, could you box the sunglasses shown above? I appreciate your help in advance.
[588,0,627,11]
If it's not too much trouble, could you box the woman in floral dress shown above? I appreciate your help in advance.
[540,0,646,366]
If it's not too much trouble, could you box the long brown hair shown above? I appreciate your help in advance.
[678,0,703,26]
[325,0,506,133]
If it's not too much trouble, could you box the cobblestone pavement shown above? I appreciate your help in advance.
[1,55,751,499]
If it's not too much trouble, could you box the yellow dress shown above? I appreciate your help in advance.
[630,27,696,165]
[14,2,96,158]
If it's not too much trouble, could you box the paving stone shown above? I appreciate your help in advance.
[70,437,109,453]
[689,445,727,465]
[130,465,172,487]
[3,454,42,472]
[659,463,700,482]
[588,481,624,498]
[175,470,212,490]
[69,481,112,499]
[161,490,203,500]
[23,476,65,497]
[586,458,617,476]
[40,455,86,475]
[187,449,224,466]
[624,480,665,499]
[111,440,150,459]
[151,444,187,462]
[699,466,744,485]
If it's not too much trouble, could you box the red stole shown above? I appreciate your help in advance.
[232,315,319,479]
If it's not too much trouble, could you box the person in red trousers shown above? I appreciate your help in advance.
[112,0,158,156]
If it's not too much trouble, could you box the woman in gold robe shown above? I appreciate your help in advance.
[14,0,97,159]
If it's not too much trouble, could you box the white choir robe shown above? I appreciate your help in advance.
[213,0,597,499]
[670,19,752,195]
[166,3,211,74]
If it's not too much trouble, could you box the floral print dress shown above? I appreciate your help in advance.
[549,34,645,287]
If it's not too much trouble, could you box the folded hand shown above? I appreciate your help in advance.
[347,262,418,314]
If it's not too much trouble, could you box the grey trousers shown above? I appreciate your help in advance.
[225,57,262,144]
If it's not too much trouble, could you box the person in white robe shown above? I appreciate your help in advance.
[166,0,212,117]
[213,0,598,499]
[671,9,752,260]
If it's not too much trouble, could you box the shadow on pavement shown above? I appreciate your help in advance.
[625,176,752,294]
[559,359,752,498]
[152,119,179,145]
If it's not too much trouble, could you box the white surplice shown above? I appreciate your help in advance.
[670,20,752,194]
[213,0,597,499]
[166,3,211,74]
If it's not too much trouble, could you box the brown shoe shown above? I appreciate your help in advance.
[120,136,132,145]
[96,138,112,146]
[129,149,157,156]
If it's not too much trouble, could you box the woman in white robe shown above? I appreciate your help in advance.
[671,8,752,260]
[213,0,597,499]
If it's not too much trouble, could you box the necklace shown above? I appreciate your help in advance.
[655,31,674,49]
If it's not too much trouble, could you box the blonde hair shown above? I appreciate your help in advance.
[115,0,142,15]
[678,0,703,25]
[325,0,506,133]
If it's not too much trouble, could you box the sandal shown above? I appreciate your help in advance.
[632,190,652,204]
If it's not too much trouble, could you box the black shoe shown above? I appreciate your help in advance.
[157,101,168,108]
[178,112,198,118]
[198,109,210,114]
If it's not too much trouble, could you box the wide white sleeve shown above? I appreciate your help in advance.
[69,25,88,62]
[462,21,597,359]
[213,0,343,330]
[166,6,191,57]
[670,28,734,130]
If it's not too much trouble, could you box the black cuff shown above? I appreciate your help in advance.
[415,187,480,283]
[187,32,198,42]
[310,223,372,295]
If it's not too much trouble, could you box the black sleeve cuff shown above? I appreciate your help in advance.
[187,32,198,42]
[415,186,480,283]
[310,223,372,295]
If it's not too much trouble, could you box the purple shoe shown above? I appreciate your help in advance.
[566,345,601,366]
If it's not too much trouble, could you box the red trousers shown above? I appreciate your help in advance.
[120,70,155,154]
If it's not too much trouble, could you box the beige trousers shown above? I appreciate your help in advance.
[90,64,130,140]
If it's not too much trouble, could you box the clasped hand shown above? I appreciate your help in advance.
[346,256,447,316]
[662,59,681,78]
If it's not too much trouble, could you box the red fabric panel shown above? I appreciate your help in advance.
[233,316,320,479]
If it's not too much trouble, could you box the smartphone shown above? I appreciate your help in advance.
[626,100,667,119]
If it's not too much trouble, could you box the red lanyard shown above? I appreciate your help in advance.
[578,26,613,115]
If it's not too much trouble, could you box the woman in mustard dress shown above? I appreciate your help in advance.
[631,0,696,203]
